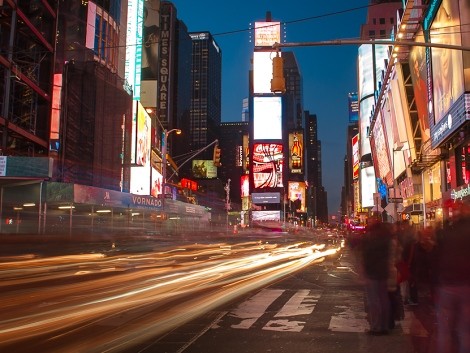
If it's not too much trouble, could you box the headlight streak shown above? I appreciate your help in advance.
[0,240,340,351]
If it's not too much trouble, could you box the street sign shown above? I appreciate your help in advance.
[388,197,403,203]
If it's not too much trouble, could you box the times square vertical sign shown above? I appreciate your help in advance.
[158,3,175,126]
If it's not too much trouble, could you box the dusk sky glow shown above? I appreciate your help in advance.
[170,1,371,213]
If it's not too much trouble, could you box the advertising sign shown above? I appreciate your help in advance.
[352,134,359,180]
[348,92,359,123]
[252,192,280,204]
[409,30,430,141]
[124,0,143,100]
[289,131,303,173]
[254,21,280,47]
[252,143,284,189]
[288,181,306,212]
[430,0,464,125]
[253,97,282,140]
[253,51,276,94]
[241,175,250,198]
[191,160,217,179]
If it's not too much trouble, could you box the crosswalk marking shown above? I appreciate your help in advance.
[274,289,321,317]
[222,288,429,336]
[230,288,284,329]
[329,290,369,333]
[265,289,322,332]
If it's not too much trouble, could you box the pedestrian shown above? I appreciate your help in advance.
[434,203,470,353]
[388,230,404,329]
[415,226,438,304]
[361,218,392,335]
[397,222,418,305]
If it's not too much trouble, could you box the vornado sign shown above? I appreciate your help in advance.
[158,4,174,125]
[131,195,163,208]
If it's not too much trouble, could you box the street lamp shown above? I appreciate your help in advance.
[391,143,405,223]
[161,128,182,198]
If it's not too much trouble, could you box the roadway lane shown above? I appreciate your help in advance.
[136,247,436,353]
[0,230,342,353]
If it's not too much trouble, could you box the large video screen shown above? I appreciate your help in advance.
[252,143,284,189]
[254,21,280,47]
[253,97,282,140]
[191,160,217,179]
[430,0,464,124]
[253,51,276,94]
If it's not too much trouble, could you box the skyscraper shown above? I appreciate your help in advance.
[188,32,222,158]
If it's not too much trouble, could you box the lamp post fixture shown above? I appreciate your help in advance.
[161,128,182,199]
[392,143,405,223]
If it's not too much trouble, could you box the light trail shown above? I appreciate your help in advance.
[0,238,341,352]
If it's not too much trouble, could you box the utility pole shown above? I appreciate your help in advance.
[225,179,231,234]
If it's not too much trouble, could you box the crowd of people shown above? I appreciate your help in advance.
[347,205,470,352]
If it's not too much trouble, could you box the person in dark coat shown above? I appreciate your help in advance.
[434,204,470,353]
[361,218,393,335]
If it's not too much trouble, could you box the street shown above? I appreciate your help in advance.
[0,229,438,353]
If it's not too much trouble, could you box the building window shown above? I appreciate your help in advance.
[456,143,470,186]
[369,30,376,37]
[379,18,385,25]
[380,30,386,38]
[373,18,377,25]
[390,18,394,24]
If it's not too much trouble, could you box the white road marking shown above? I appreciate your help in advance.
[264,289,322,332]
[230,289,284,329]
[263,319,306,332]
[274,289,321,317]
[329,291,369,333]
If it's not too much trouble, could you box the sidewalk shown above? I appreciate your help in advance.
[334,245,438,353]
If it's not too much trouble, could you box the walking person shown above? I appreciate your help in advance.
[388,230,404,329]
[361,218,393,335]
[434,203,470,353]
[397,222,418,305]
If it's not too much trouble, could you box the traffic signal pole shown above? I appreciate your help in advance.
[166,139,219,181]
[272,39,470,52]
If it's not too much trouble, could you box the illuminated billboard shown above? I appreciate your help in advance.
[254,21,280,47]
[125,0,144,100]
[151,168,163,197]
[409,30,430,141]
[352,134,359,180]
[252,210,281,221]
[243,134,249,172]
[430,0,464,125]
[253,97,282,140]
[288,181,306,213]
[253,51,276,94]
[191,160,217,179]
[348,92,359,123]
[371,114,391,182]
[135,102,151,167]
[360,166,376,208]
[288,131,303,173]
[130,163,151,195]
[241,175,249,198]
[252,143,283,189]
[50,74,62,146]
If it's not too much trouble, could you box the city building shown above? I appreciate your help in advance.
[305,111,328,224]
[188,31,222,159]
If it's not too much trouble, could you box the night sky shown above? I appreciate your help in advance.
[169,0,370,215]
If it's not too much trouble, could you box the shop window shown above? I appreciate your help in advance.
[446,161,452,190]
[456,143,470,186]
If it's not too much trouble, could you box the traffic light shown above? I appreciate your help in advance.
[213,145,221,167]
[271,52,286,94]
